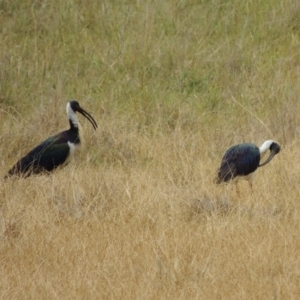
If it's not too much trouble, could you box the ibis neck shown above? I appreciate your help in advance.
[259,140,273,155]
[67,102,79,130]
[69,119,79,131]
[258,140,275,167]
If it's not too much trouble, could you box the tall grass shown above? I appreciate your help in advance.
[1,0,300,298]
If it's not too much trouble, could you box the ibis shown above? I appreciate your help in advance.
[5,100,97,178]
[215,140,281,190]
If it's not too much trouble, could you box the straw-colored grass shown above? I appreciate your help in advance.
[1,0,300,298]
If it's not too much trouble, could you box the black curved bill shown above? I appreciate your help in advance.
[78,107,98,130]
[258,143,280,167]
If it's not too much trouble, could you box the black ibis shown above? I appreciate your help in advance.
[215,140,281,190]
[5,100,97,178]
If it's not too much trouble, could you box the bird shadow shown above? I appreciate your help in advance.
[189,190,282,221]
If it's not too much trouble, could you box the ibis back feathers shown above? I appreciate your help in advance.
[216,143,260,183]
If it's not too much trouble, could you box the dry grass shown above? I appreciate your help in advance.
[1,0,300,298]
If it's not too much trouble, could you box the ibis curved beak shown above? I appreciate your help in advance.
[77,107,98,130]
[258,142,280,167]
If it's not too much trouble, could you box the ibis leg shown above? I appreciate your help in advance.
[235,182,240,196]
[248,181,254,194]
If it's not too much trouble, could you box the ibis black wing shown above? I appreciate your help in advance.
[6,132,72,177]
[217,143,260,182]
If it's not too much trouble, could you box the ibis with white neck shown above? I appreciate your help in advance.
[5,100,97,178]
[215,140,281,189]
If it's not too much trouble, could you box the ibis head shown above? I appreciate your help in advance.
[5,100,97,178]
[67,100,97,130]
[215,140,280,185]
[258,140,281,167]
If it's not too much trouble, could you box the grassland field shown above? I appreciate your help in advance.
[1,0,300,299]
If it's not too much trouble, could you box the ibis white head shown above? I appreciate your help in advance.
[67,100,98,130]
[258,140,281,167]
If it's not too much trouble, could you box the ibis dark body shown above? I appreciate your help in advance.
[5,100,97,178]
[6,130,78,177]
[217,143,260,182]
[216,140,281,184]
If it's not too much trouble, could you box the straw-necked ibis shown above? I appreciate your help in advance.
[5,100,97,178]
[215,140,281,190]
